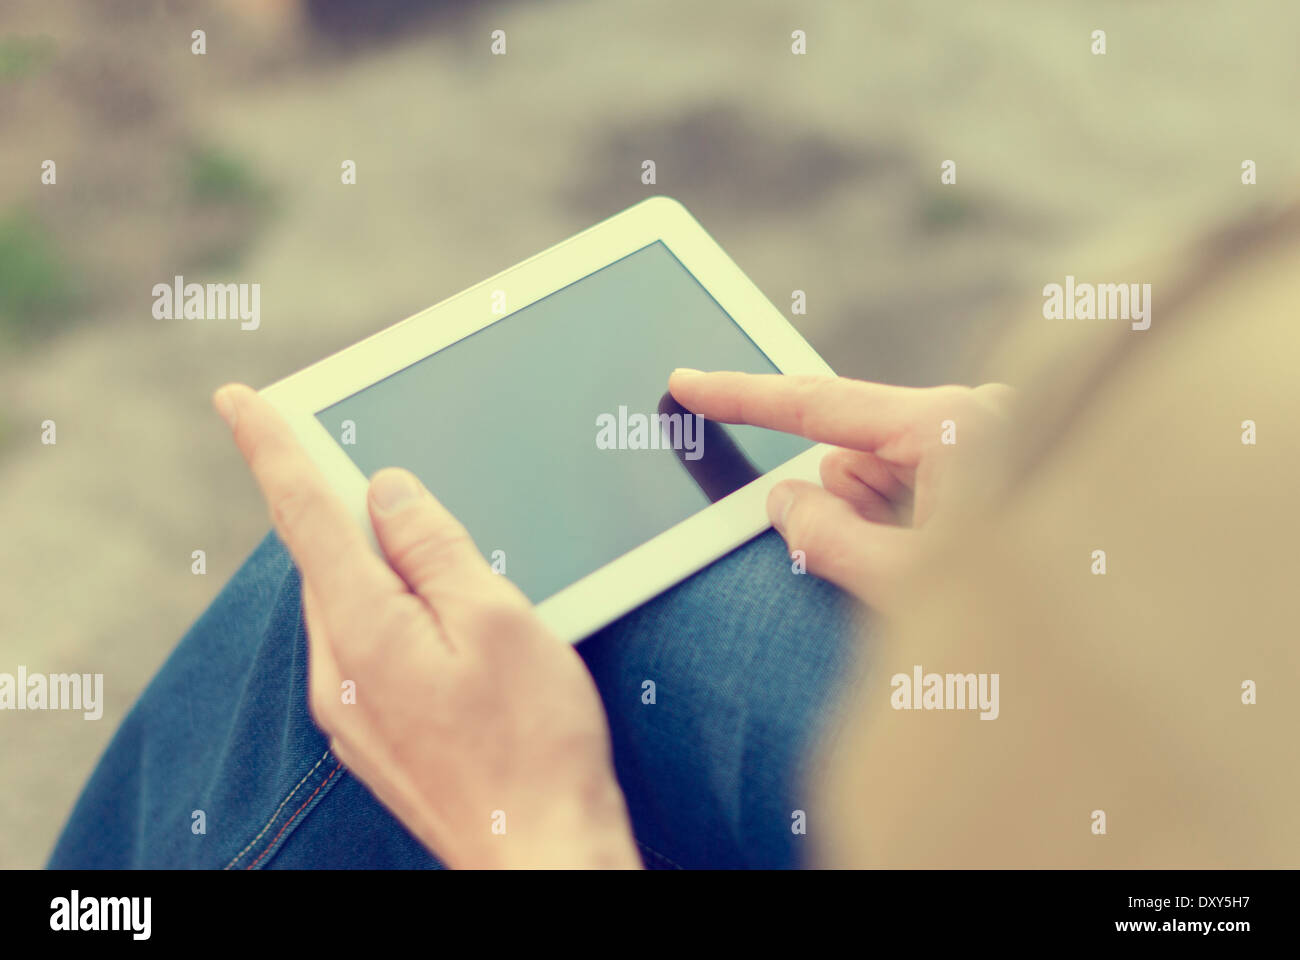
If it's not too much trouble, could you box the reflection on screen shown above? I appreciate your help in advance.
[317,241,812,603]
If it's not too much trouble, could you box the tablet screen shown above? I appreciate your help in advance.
[317,240,812,603]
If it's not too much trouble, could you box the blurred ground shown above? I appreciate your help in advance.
[1,0,1297,866]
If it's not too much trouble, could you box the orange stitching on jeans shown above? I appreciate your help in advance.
[245,761,344,870]
[223,750,331,870]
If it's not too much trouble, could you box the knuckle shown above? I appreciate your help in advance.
[352,599,427,663]
[238,420,277,477]
[466,596,539,640]
[376,596,429,636]
[269,485,318,538]
[391,524,476,581]
[793,377,833,435]
[819,449,854,484]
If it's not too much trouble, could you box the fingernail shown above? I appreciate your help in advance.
[213,387,238,431]
[768,484,795,533]
[371,469,420,512]
[672,368,703,379]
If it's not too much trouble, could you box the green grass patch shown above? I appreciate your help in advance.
[0,35,56,82]
[185,145,272,207]
[919,189,977,230]
[181,145,277,268]
[0,210,79,342]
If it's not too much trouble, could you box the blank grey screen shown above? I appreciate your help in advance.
[317,241,812,603]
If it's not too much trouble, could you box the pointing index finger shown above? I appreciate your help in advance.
[668,370,932,460]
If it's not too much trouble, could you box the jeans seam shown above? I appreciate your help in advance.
[244,760,345,869]
[223,748,332,869]
[636,841,683,869]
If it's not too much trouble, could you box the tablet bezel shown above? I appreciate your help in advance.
[260,196,834,643]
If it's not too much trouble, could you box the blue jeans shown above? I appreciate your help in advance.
[48,529,860,869]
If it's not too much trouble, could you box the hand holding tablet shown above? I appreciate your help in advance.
[213,361,1009,869]
[258,197,836,642]
[212,197,1011,866]
[666,371,1015,613]
[246,194,1013,632]
[213,383,643,869]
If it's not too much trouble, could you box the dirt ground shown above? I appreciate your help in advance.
[1,0,1296,867]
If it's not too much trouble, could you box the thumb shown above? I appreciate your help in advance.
[367,468,521,610]
[768,479,914,611]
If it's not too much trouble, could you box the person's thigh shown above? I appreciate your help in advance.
[48,530,861,869]
[580,529,861,867]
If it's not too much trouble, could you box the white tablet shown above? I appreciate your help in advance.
[260,196,834,643]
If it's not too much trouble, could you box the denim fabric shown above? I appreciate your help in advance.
[48,529,860,869]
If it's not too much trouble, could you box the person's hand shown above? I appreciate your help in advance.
[668,370,1014,611]
[212,383,641,869]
